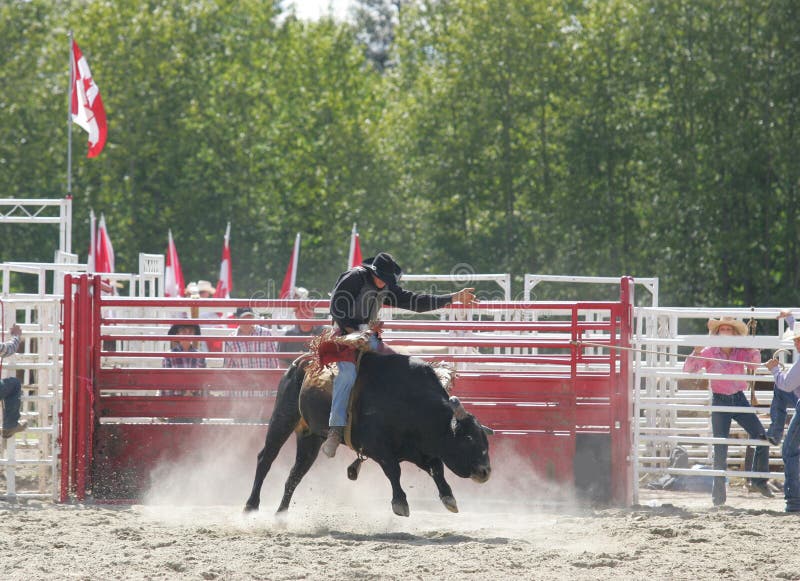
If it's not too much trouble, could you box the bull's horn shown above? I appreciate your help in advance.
[448,396,468,420]
[480,424,495,436]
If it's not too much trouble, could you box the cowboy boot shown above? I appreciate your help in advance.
[322,426,344,458]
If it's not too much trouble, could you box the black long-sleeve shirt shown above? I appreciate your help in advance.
[329,267,453,333]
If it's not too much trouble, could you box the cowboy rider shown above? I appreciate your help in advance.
[323,252,478,457]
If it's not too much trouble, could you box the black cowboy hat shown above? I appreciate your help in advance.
[234,307,255,318]
[362,252,402,285]
[167,323,202,336]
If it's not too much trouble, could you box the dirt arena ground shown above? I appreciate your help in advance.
[2,441,799,580]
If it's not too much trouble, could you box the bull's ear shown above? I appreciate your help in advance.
[448,396,468,420]
[480,424,495,436]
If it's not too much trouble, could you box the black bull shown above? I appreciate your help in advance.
[244,351,492,517]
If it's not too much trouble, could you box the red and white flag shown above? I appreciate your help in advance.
[95,214,115,274]
[280,233,301,298]
[87,209,97,271]
[70,39,107,158]
[164,230,185,298]
[348,223,363,268]
[215,222,233,298]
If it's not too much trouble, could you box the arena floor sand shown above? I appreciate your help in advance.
[3,435,798,580]
[1,485,798,581]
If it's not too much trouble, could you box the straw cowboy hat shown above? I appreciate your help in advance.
[783,322,800,341]
[707,316,748,336]
[197,280,216,295]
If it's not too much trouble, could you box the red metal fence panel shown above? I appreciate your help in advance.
[60,274,634,505]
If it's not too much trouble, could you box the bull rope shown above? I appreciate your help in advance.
[570,339,788,370]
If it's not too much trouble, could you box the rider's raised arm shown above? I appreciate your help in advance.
[384,283,454,313]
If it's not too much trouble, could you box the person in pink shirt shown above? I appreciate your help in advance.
[683,316,772,505]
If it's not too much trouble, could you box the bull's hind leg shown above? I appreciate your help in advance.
[415,457,458,513]
[244,411,301,512]
[277,431,324,512]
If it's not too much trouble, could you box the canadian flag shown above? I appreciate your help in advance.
[71,39,107,158]
[215,222,232,298]
[164,230,185,298]
[279,233,301,298]
[348,223,363,268]
[94,214,115,274]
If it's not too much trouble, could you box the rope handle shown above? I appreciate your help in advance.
[571,339,789,370]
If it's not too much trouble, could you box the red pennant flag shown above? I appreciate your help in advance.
[70,39,107,158]
[280,233,301,298]
[348,223,363,268]
[164,230,185,298]
[87,209,96,271]
[215,222,233,298]
[95,214,115,274]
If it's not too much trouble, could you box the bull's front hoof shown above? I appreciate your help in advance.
[243,504,259,513]
[392,499,410,517]
[440,495,459,513]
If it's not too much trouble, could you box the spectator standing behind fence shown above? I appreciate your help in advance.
[224,307,280,397]
[682,316,772,505]
[278,287,325,356]
[162,323,205,397]
[0,324,27,439]
[769,311,800,446]
[765,324,800,512]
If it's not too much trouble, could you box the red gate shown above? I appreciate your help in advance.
[60,274,633,504]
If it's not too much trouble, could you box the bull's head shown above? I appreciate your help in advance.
[445,396,492,483]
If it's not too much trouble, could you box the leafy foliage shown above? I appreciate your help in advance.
[1,0,798,307]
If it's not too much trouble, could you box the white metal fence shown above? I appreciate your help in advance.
[632,306,795,503]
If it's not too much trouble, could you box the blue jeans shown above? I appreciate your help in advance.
[711,392,769,502]
[768,387,798,443]
[0,376,22,430]
[782,399,800,511]
[329,334,384,427]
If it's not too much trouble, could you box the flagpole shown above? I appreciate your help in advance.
[348,223,356,268]
[67,31,73,196]
[291,232,300,293]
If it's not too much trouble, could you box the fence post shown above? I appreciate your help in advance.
[612,276,634,505]
[59,275,73,502]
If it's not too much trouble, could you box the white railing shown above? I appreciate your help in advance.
[1,253,164,299]
[524,274,659,306]
[632,306,794,503]
[400,273,511,301]
[0,297,62,500]
[0,198,72,254]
